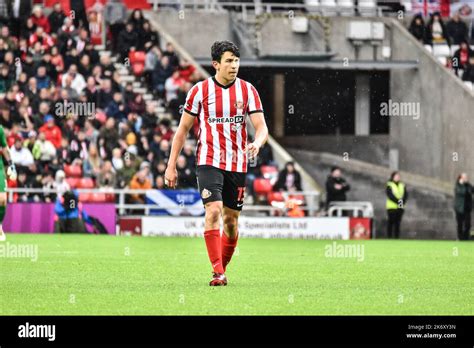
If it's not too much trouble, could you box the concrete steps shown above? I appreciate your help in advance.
[94,46,166,119]
[288,149,460,239]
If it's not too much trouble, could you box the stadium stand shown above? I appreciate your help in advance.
[0,3,187,201]
[2,0,473,234]
[1,1,296,214]
[407,11,474,88]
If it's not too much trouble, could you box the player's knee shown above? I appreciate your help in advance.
[0,194,6,206]
[205,204,222,224]
[223,215,238,233]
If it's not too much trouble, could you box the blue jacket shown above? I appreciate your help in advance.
[54,191,92,224]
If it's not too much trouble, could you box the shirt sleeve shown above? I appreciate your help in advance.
[0,127,6,148]
[183,83,201,117]
[247,83,264,115]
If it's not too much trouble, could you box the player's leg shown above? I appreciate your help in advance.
[386,210,394,239]
[394,209,403,239]
[221,206,240,272]
[221,170,246,272]
[464,212,471,241]
[204,200,225,275]
[0,175,7,241]
[196,165,227,285]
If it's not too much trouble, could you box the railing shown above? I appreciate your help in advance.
[147,0,386,16]
[327,201,374,217]
[6,188,321,216]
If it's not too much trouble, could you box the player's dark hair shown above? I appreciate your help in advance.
[211,41,240,62]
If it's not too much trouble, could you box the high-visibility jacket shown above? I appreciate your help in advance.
[386,181,405,210]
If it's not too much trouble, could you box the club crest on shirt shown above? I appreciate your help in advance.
[235,100,245,116]
[201,188,212,199]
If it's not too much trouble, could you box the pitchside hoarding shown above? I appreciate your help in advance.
[140,216,351,239]
[4,203,116,234]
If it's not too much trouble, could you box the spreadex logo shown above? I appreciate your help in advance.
[208,116,244,124]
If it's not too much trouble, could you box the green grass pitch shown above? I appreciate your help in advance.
[1,234,473,315]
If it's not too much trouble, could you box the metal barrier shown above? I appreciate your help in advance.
[6,188,321,216]
[147,0,385,16]
[327,201,374,217]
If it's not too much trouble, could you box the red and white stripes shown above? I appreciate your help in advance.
[184,77,263,173]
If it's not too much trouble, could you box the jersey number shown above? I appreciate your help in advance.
[237,187,245,202]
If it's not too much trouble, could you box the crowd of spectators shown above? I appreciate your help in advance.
[0,3,202,203]
[0,1,306,210]
[408,11,474,83]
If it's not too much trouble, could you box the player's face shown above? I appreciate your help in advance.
[215,51,239,82]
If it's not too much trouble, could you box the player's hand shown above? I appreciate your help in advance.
[164,166,178,189]
[245,142,260,159]
[7,163,17,181]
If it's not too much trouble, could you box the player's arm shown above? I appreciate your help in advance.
[164,112,196,189]
[246,112,269,159]
[2,147,17,180]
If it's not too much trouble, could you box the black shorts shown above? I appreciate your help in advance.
[196,165,247,211]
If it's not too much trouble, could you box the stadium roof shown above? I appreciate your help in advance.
[195,58,419,70]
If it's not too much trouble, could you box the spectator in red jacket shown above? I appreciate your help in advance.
[6,124,23,148]
[29,27,54,51]
[39,115,62,148]
[453,41,473,75]
[178,59,197,82]
[30,6,51,33]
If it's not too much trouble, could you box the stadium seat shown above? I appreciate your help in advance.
[337,0,354,15]
[89,193,108,203]
[401,0,412,11]
[464,81,473,90]
[305,0,320,12]
[253,178,273,195]
[320,0,337,15]
[432,44,450,57]
[78,193,91,202]
[122,0,151,9]
[320,0,336,6]
[64,165,83,178]
[132,63,145,76]
[129,51,146,65]
[66,177,80,189]
[260,165,279,185]
[267,191,285,205]
[105,193,116,202]
[129,51,146,77]
[260,165,278,178]
[78,178,95,189]
[288,194,305,204]
[358,0,376,16]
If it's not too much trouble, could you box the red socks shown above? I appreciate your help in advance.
[204,229,224,274]
[222,232,239,272]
